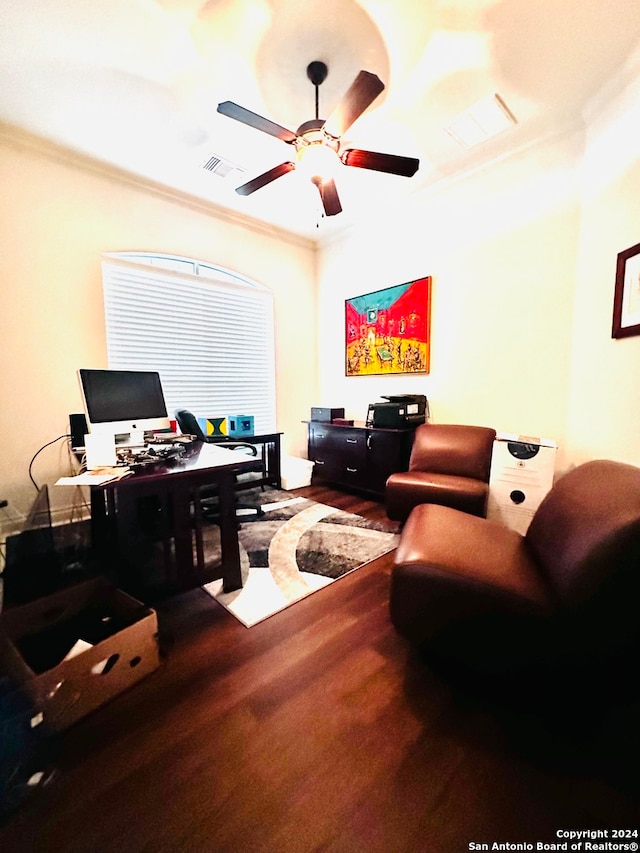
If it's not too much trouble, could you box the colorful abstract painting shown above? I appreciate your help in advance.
[345,277,432,376]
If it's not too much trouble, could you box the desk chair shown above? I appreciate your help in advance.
[174,408,264,521]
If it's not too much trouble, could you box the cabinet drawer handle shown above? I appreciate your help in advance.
[317,433,325,439]
[315,459,325,465]
[346,467,358,473]
[346,438,358,444]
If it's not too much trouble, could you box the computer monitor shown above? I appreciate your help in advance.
[78,368,171,441]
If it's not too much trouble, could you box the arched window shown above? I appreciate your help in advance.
[102,253,276,433]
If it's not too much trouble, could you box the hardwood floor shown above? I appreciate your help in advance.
[1,485,638,851]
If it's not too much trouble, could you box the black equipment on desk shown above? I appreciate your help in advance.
[69,413,88,451]
[310,406,345,423]
[366,394,429,429]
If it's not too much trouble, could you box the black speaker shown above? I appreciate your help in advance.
[69,413,88,449]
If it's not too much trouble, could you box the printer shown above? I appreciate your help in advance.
[367,394,429,429]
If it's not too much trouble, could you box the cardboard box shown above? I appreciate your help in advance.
[226,415,254,437]
[197,416,228,437]
[0,674,59,817]
[196,415,255,437]
[0,578,160,732]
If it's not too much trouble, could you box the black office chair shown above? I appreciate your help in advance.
[174,408,264,521]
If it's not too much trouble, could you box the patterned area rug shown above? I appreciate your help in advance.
[201,488,400,627]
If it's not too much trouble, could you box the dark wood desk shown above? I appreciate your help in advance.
[200,432,283,492]
[90,442,260,600]
[305,420,414,496]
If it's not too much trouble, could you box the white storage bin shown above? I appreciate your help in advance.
[488,433,557,534]
[281,456,314,490]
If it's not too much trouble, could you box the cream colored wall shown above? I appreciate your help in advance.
[3,62,639,533]
[317,65,640,476]
[0,132,317,526]
[317,133,584,472]
[566,73,640,467]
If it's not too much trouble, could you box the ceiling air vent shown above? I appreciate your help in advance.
[444,93,516,149]
[200,152,245,179]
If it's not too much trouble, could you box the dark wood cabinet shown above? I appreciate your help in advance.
[306,421,414,496]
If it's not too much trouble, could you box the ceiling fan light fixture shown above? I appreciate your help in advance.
[295,139,339,184]
[217,62,413,218]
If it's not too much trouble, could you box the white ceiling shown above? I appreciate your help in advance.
[2,0,640,242]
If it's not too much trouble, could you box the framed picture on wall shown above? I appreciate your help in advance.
[612,241,640,339]
[345,277,432,376]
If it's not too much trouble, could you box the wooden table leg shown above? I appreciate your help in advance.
[269,434,282,488]
[216,470,243,592]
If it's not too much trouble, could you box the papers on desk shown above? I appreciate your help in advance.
[55,467,133,486]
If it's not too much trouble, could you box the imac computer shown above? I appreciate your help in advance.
[78,368,171,444]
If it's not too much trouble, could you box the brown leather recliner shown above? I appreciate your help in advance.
[390,459,640,686]
[385,423,496,522]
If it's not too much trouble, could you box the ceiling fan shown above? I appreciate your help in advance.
[217,61,419,217]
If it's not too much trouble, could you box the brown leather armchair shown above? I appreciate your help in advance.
[390,459,640,688]
[385,423,496,522]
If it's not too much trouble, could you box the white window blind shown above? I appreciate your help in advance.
[102,253,276,433]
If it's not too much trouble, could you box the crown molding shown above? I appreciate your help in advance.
[0,120,316,252]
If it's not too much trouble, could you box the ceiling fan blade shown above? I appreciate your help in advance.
[340,148,419,178]
[217,101,297,144]
[313,177,342,216]
[236,162,296,196]
[323,71,385,138]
